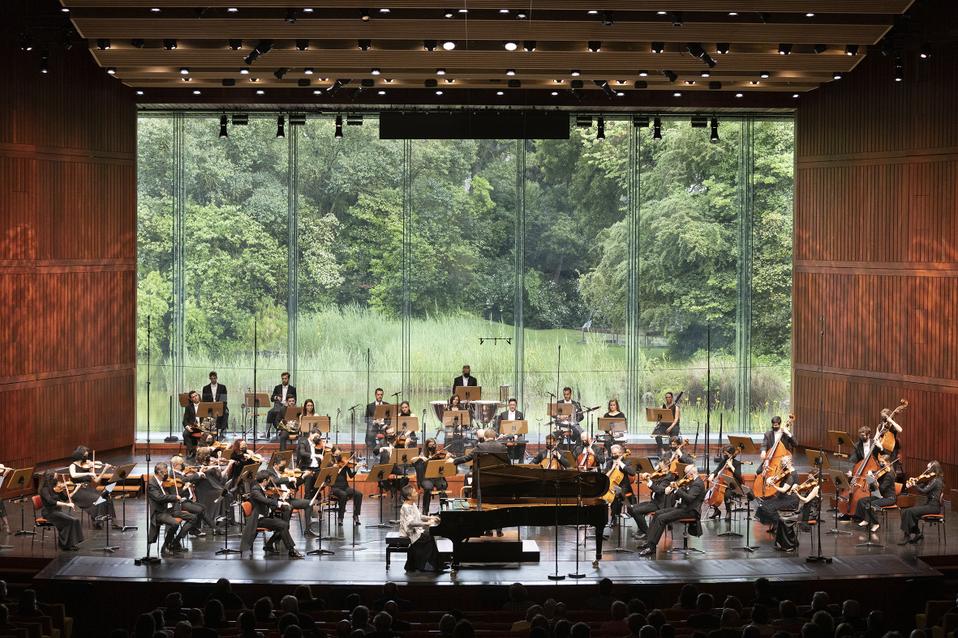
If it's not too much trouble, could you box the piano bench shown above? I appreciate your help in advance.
[385,532,411,568]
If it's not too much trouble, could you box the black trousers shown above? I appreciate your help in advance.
[652,423,679,453]
[44,509,84,548]
[405,533,440,572]
[756,494,799,525]
[153,510,196,546]
[645,507,697,548]
[330,487,363,519]
[183,431,200,456]
[854,495,896,525]
[278,431,297,451]
[628,501,661,534]
[420,478,447,513]
[900,504,940,534]
[279,497,314,530]
[178,501,206,530]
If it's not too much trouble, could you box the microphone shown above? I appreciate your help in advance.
[390,391,401,398]
[547,391,557,398]
[347,404,361,411]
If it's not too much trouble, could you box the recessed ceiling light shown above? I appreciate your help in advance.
[504,41,518,51]
[303,8,314,13]
[616,91,625,96]
[639,70,648,77]
[728,11,738,16]
[735,92,744,98]
[371,68,381,75]
[792,93,800,98]
[436,89,444,95]
[61,6,69,12]
[673,91,681,97]
[378,89,386,95]
[499,8,510,13]
[240,68,250,75]
[588,10,598,14]
[516,12,526,18]
[445,78,454,84]
[384,78,393,83]
[150,7,161,13]
[227,7,238,13]
[106,67,116,75]
[444,9,454,18]
[304,68,314,75]
[313,89,322,95]
[554,79,563,84]
[256,89,265,95]
[458,8,467,13]
[551,91,558,96]
[656,11,667,15]
[436,68,446,75]
[192,89,201,95]
[806,12,815,17]
[179,67,190,75]
[442,41,456,50]
[181,76,191,82]
[571,69,581,77]
[136,90,144,95]
[701,70,710,77]
[496,90,504,96]
[506,69,516,76]
[760,71,770,78]
[833,72,843,80]
[379,8,390,13]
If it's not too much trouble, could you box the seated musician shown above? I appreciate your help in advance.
[365,388,387,454]
[169,455,208,537]
[297,431,325,476]
[553,387,584,445]
[775,473,821,552]
[0,464,10,534]
[667,436,695,466]
[533,435,571,469]
[302,398,317,418]
[637,464,706,556]
[605,444,637,527]
[200,371,228,437]
[227,439,260,485]
[278,396,300,452]
[148,462,198,555]
[452,365,478,397]
[38,470,83,551]
[707,445,748,520]
[652,392,681,456]
[755,455,799,531]
[267,372,297,438]
[374,433,414,498]
[448,394,464,412]
[330,454,363,527]
[240,470,303,558]
[575,433,604,471]
[600,399,627,454]
[412,439,448,513]
[494,397,523,431]
[68,446,117,529]
[628,459,671,544]
[182,390,202,458]
[398,485,444,574]
[898,460,944,545]
[397,401,418,446]
[853,456,896,533]
[268,458,317,537]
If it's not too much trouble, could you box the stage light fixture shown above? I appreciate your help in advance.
[524,41,536,52]
[286,9,298,23]
[701,70,711,77]
[131,39,145,48]
[443,9,454,18]
[179,67,190,75]
[571,69,581,77]
[710,117,719,143]
[716,43,729,55]
[845,44,859,56]
[496,90,504,96]
[588,41,601,53]
[371,68,381,75]
[435,90,444,95]
[274,68,288,80]
[778,43,791,55]
[192,89,201,95]
[506,69,516,76]
[219,115,228,138]
[276,116,285,138]
[919,44,932,60]
[296,39,309,51]
[669,11,683,26]
[106,67,116,75]
[504,41,518,51]
[360,9,370,21]
[651,42,664,54]
[652,117,662,140]
[97,39,111,50]
[597,116,605,139]
[442,40,456,50]
[136,90,144,96]
[39,53,48,74]
[813,43,828,54]
[163,39,177,50]
[895,58,904,82]
[359,39,371,51]
[760,71,770,79]
[304,68,314,75]
[436,68,446,75]
[255,89,264,95]
[833,71,843,80]
[424,40,437,51]
[335,114,343,138]
[240,68,250,75]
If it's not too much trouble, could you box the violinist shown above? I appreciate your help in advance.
[652,392,681,456]
[228,439,260,485]
[575,433,604,471]
[707,446,747,520]
[169,455,208,537]
[761,416,796,461]
[533,435,571,469]
[296,431,326,477]
[68,446,117,529]
[628,459,672,543]
[395,401,419,446]
[267,458,318,537]
[412,439,448,513]
[148,463,197,555]
[182,390,202,458]
[600,399,627,455]
[495,398,523,434]
[240,470,303,558]
[605,444,636,526]
[330,454,363,526]
[898,461,944,544]
[193,447,230,533]
[775,473,821,552]
[637,464,706,557]
[755,455,798,530]
[853,455,896,533]
[667,437,695,469]
[374,433,413,498]
[38,470,83,551]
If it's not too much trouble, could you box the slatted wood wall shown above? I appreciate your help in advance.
[0,0,137,467]
[794,0,958,492]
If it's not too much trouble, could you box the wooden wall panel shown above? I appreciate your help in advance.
[794,0,958,492]
[0,0,137,467]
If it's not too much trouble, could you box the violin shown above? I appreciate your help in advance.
[53,478,76,493]
[906,470,938,488]
[790,475,819,496]
[337,454,357,469]
[669,475,694,491]
[162,476,189,489]
[764,465,793,487]
[242,450,264,463]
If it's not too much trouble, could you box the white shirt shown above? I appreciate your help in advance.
[507,410,517,420]
[399,501,429,544]
[209,383,218,398]
[308,440,320,468]
[281,384,289,402]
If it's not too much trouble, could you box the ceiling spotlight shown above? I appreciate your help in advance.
[919,43,932,60]
[274,68,288,80]
[378,89,386,95]
[728,11,738,16]
[444,78,454,84]
[735,92,743,98]
[792,93,799,98]
[276,116,285,138]
[588,41,601,53]
[663,70,678,83]
[442,40,456,50]
[833,71,843,80]
[303,8,314,13]
[178,67,190,76]
[587,9,598,15]
[296,39,309,51]
[639,70,648,77]
[813,44,827,54]
[656,10,666,15]
[285,8,298,23]
[652,117,662,140]
[228,39,242,50]
[651,42,664,54]
[597,116,605,139]
[359,39,371,51]
[701,70,711,77]
[313,89,322,95]
[163,39,177,50]
[304,67,314,75]
[684,80,696,85]
[716,43,729,55]
[443,9,454,18]
[106,67,116,75]
[760,70,770,79]
[496,90,504,96]
[97,39,111,50]
[436,68,446,75]
[672,91,682,97]
[500,8,510,13]
[371,68,381,75]
[227,7,238,13]
[39,53,48,74]
[602,11,614,26]
[506,69,516,76]
[136,90,144,96]
[379,8,390,13]
[131,39,145,48]
[523,41,536,52]
[435,90,444,95]
[360,9,370,21]
[550,91,558,96]
[778,43,792,55]
[571,69,581,77]
[504,41,518,51]
[192,89,201,95]
[424,40,437,52]
[219,115,228,138]
[895,58,904,82]
[335,114,343,138]
[516,12,526,19]
[845,44,859,56]
[181,76,191,82]
[255,89,265,95]
[240,68,250,74]
[710,117,719,143]
[806,12,815,17]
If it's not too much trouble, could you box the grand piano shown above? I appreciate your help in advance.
[431,454,610,567]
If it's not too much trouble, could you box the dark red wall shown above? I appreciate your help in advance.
[794,0,958,493]
[0,1,137,466]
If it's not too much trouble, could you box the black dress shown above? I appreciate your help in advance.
[40,486,84,549]
[68,462,116,521]
[400,502,440,572]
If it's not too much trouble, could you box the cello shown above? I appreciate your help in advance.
[601,449,631,504]
[705,449,752,508]
[752,414,796,498]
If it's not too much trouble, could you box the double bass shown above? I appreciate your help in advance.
[752,414,795,498]
[839,450,883,516]
[876,399,907,453]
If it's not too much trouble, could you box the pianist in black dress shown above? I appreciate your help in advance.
[398,485,444,573]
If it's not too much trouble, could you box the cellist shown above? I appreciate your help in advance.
[574,433,604,471]
[753,415,796,499]
[852,455,896,533]
[533,435,570,469]
[604,444,636,529]
[755,455,798,531]
[706,445,748,520]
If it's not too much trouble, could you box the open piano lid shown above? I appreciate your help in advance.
[477,463,610,501]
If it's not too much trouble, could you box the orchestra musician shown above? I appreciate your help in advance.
[553,387,585,445]
[193,447,230,533]
[267,457,318,537]
[452,365,478,397]
[296,431,326,477]
[600,399,627,455]
[182,390,202,458]
[898,460,944,545]
[266,372,297,438]
[412,439,448,514]
[365,388,387,453]
[398,485,444,574]
[452,429,507,537]
[240,470,304,558]
[533,435,571,469]
[755,455,799,530]
[302,398,317,418]
[848,426,877,466]
[628,459,672,544]
[707,445,748,520]
[330,453,363,527]
[147,463,198,555]
[495,398,523,432]
[169,455,208,537]
[605,444,637,527]
[637,464,706,557]
[0,464,10,534]
[775,474,821,552]
[38,470,83,551]
[68,446,117,529]
[652,392,681,456]
[448,394,464,412]
[396,401,418,445]
[575,433,604,471]
[201,371,228,437]
[278,396,300,452]
[761,416,796,461]
[227,439,261,486]
[853,456,896,533]
[876,407,904,463]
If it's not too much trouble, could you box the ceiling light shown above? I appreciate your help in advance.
[219,115,228,138]
[39,53,48,74]
[639,70,648,77]
[378,89,386,95]
[499,9,510,13]
[684,80,695,85]
[424,40,437,52]
[656,10,666,15]
[445,78,454,83]
[895,58,904,82]
[550,91,558,96]
[792,93,799,98]
[652,117,662,140]
[700,70,710,78]
[255,89,264,95]
[227,7,238,13]
[813,44,828,54]
[313,89,322,95]
[443,9,454,18]
[276,116,285,138]
[496,90,504,95]
[106,67,116,75]
[97,39,111,50]
[384,78,393,83]
[303,8,314,13]
[919,44,932,60]
[588,10,599,15]
[150,7,160,13]
[304,68,314,75]
[516,12,526,19]
[192,89,201,95]
[554,79,563,84]
[778,43,792,55]
[571,69,581,77]
[672,91,682,97]
[436,68,446,75]
[228,39,242,50]
[616,91,624,97]
[735,92,743,98]
[524,41,536,52]
[371,68,381,75]
[379,8,390,13]
[240,68,250,75]
[285,8,298,23]
[296,39,309,51]
[588,41,601,53]
[716,43,729,54]
[442,41,456,50]
[760,71,770,79]
[845,44,859,56]
[728,12,738,16]
[435,90,444,95]
[651,42,664,54]
[806,12,815,17]
[179,67,190,75]
[833,72,843,80]
[506,69,516,76]
[749,80,759,85]
[181,76,191,82]
[360,9,370,21]
[163,39,177,50]
[359,39,371,51]
[136,90,144,96]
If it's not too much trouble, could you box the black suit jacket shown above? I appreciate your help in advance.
[452,375,478,394]
[202,383,228,403]
[272,383,297,404]
[296,438,318,469]
[183,403,199,428]
[495,410,524,430]
[147,476,180,517]
[247,483,278,519]
[453,440,509,467]
[674,477,707,516]
[762,429,795,453]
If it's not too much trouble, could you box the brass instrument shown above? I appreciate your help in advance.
[277,419,300,434]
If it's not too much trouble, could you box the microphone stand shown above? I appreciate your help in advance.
[252,320,259,453]
[548,477,565,581]
[568,474,586,578]
[137,315,161,566]
[806,451,832,563]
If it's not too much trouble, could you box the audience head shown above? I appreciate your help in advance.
[842,600,861,620]
[626,613,646,635]
[531,614,549,631]
[742,626,762,638]
[695,593,714,612]
[345,594,362,612]
[811,591,830,612]
[384,600,400,619]
[660,624,676,638]
[150,609,166,631]
[721,609,741,628]
[238,611,256,633]
[133,613,156,638]
[723,595,742,613]
[811,610,834,636]
[335,620,351,638]
[529,627,549,638]
[453,619,475,638]
[439,614,457,636]
[508,583,529,604]
[280,595,299,614]
[754,578,773,600]
[598,578,614,596]
[867,610,885,633]
[254,596,274,621]
[639,625,657,638]
[679,585,699,609]
[172,621,192,638]
[525,604,543,622]
[283,627,303,638]
[909,631,926,638]
[779,600,797,619]
[628,599,648,615]
[800,622,823,638]
[750,604,769,625]
[571,622,591,638]
[204,599,225,627]
[834,624,855,638]
[647,610,666,630]
[554,619,572,638]
[165,592,183,611]
[373,611,392,632]
[611,600,628,620]
[19,589,38,614]
[352,605,371,629]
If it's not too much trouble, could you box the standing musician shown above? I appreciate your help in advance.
[575,433,604,471]
[899,461,944,545]
[330,453,363,526]
[755,455,798,530]
[533,435,571,469]
[267,372,297,438]
[628,459,672,544]
[637,464,706,556]
[277,396,300,452]
[0,464,11,534]
[193,447,230,533]
[495,397,523,432]
[365,388,387,454]
[652,392,681,456]
[848,426,877,466]
[267,457,318,537]
[605,444,637,526]
[553,387,585,445]
[599,399,627,456]
[147,462,198,555]
[38,470,83,551]
[412,438,449,513]
[182,390,202,458]
[706,446,747,520]
[853,455,896,533]
[452,365,478,397]
[68,446,117,529]
[169,455,208,537]
[201,371,228,437]
[761,416,796,461]
[240,470,304,558]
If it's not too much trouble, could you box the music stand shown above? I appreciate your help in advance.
[826,430,852,510]
[598,417,627,436]
[245,392,270,446]
[455,386,481,402]
[307,468,337,555]
[284,406,303,422]
[804,449,830,470]
[645,407,674,422]
[268,450,294,468]
[0,468,35,539]
[717,473,746,540]
[424,460,452,513]
[301,415,330,434]
[235,462,260,493]
[178,392,191,408]
[110,463,139,532]
[366,464,394,530]
[443,411,471,429]
[374,403,400,422]
[728,435,758,456]
[826,470,853,536]
[93,483,120,553]
[391,447,421,468]
[197,401,225,421]
[396,415,419,434]
[500,419,528,437]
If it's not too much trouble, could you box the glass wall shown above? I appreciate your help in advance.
[136,114,794,438]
